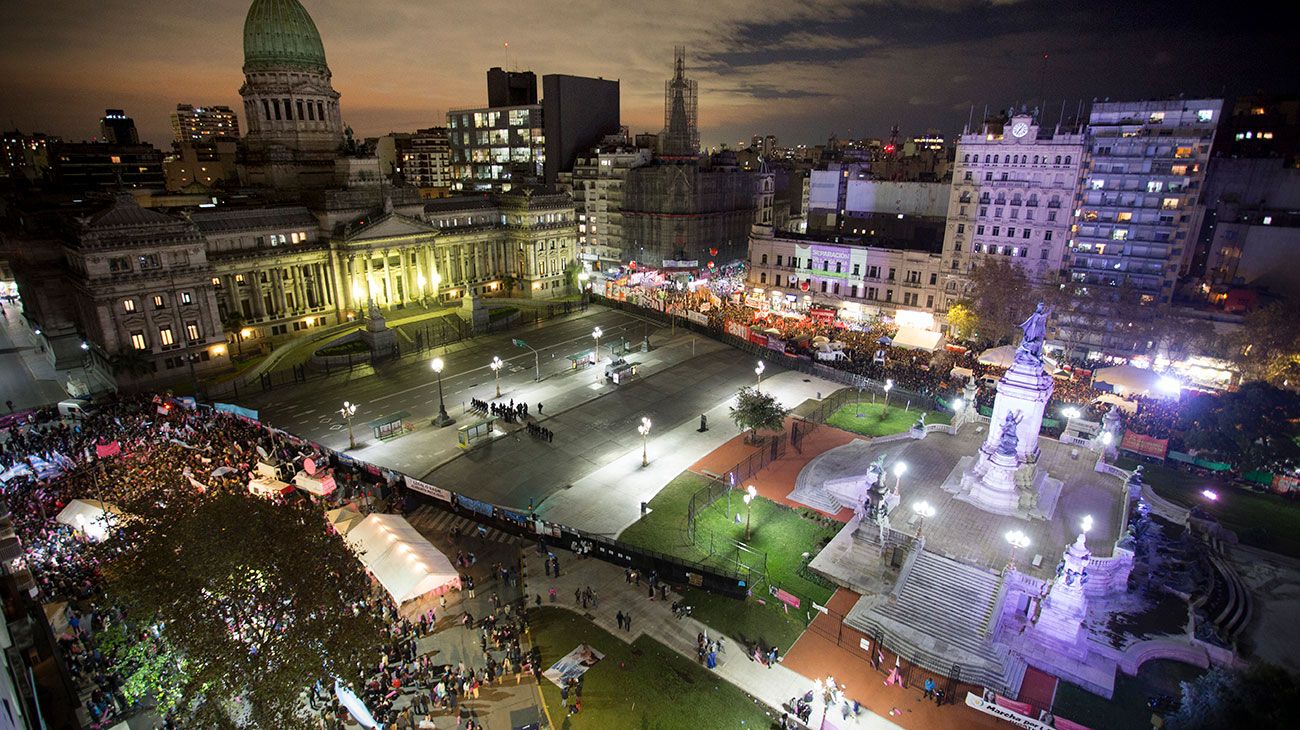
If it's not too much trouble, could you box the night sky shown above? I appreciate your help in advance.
[0,0,1292,149]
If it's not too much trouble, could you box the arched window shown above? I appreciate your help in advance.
[1064,155,1072,164]
[760,254,768,264]
[963,154,970,163]
[993,155,999,164]
[1055,155,1062,164]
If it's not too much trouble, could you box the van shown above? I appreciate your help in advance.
[604,357,629,379]
[57,400,96,419]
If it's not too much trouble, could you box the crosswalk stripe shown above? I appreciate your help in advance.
[403,505,522,545]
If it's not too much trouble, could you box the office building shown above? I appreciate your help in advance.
[171,104,241,143]
[1,129,56,182]
[50,142,165,191]
[541,74,620,185]
[941,111,1086,292]
[806,163,951,248]
[1060,99,1223,357]
[487,67,538,107]
[447,104,544,192]
[164,138,240,191]
[99,109,139,145]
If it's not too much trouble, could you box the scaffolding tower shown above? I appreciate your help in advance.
[661,45,699,158]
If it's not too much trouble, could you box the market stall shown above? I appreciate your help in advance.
[343,514,460,603]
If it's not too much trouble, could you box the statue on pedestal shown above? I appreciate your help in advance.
[913,412,927,430]
[997,411,1023,456]
[1015,302,1053,363]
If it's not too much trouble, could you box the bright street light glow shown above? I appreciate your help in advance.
[1156,376,1182,394]
[1081,514,1094,533]
[431,357,444,373]
[755,360,765,376]
[744,485,758,503]
[592,326,603,341]
[893,462,908,478]
[953,398,964,412]
[1063,407,1081,419]
[884,379,894,391]
[1005,530,1030,548]
[1202,489,1219,501]
[1101,432,1114,445]
[913,501,935,519]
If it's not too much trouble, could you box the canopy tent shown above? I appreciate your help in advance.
[977,345,1017,368]
[891,327,945,352]
[343,514,460,603]
[293,470,337,497]
[1092,364,1174,398]
[326,506,365,535]
[1092,393,1138,414]
[247,476,294,498]
[55,499,122,542]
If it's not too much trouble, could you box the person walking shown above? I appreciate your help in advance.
[923,677,936,699]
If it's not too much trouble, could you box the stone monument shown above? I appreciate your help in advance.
[963,303,1057,515]
[1098,406,1123,457]
[1029,527,1092,658]
[359,298,396,355]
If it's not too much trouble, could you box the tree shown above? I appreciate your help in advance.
[109,348,153,379]
[946,301,979,343]
[730,386,787,443]
[964,259,1037,346]
[100,491,386,728]
[223,311,246,357]
[1230,301,1300,388]
[1167,663,1300,730]
[563,261,582,295]
[1178,381,1300,471]
[500,274,519,297]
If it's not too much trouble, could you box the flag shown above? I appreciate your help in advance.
[96,441,121,458]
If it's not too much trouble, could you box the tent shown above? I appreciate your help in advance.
[1092,393,1138,414]
[977,345,1017,368]
[343,514,460,603]
[326,506,365,535]
[247,476,294,498]
[1093,365,1172,398]
[55,499,122,542]
[891,327,945,352]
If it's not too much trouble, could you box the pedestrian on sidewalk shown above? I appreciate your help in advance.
[537,402,543,415]
[923,677,936,699]
[616,611,625,630]
[624,613,631,632]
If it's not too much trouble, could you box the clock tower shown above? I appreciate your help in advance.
[1009,115,1034,141]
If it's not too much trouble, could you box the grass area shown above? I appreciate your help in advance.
[1052,659,1203,730]
[618,471,839,649]
[316,339,370,356]
[1116,456,1300,559]
[206,351,268,384]
[489,306,519,322]
[529,607,774,729]
[825,400,951,437]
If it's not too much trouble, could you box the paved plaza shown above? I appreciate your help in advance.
[0,303,82,410]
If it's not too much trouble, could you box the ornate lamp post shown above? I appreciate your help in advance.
[339,401,358,449]
[431,357,454,427]
[638,416,652,467]
[883,378,894,411]
[912,500,935,537]
[592,326,603,365]
[743,484,758,541]
[893,461,908,491]
[755,360,766,392]
[490,355,503,398]
[1005,529,1030,571]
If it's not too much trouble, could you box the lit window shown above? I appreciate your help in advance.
[181,291,192,304]
[1112,229,1128,241]
[1263,216,1273,225]
[186,322,200,341]
[122,299,136,312]
[1196,110,1214,123]
[212,277,221,286]
[159,327,175,346]
[153,295,165,309]
[130,332,147,350]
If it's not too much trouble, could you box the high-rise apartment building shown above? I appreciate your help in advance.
[1060,99,1222,357]
[941,112,1086,296]
[400,127,452,195]
[487,67,538,108]
[447,105,544,192]
[573,142,652,269]
[99,109,139,145]
[541,74,620,185]
[171,104,241,143]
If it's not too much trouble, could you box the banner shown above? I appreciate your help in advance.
[405,476,453,503]
[766,335,786,352]
[542,644,604,687]
[965,693,1052,730]
[770,586,800,608]
[726,321,749,339]
[748,331,768,346]
[456,494,495,517]
[687,311,709,326]
[1120,430,1169,460]
[1272,473,1300,494]
[215,402,260,421]
[95,441,121,458]
[996,695,1035,716]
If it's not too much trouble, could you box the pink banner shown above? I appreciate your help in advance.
[770,587,801,608]
[1053,717,1093,730]
[995,695,1034,716]
[95,441,121,458]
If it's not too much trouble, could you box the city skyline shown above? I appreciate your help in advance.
[1,0,1292,148]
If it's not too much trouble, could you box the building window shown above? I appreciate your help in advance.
[109,256,132,273]
[820,281,827,292]
[775,255,783,266]
[929,273,937,286]
[138,253,161,270]
[1040,249,1050,260]
[130,332,147,350]
[186,322,200,341]
[159,327,175,346]
[181,291,192,305]
[759,272,767,284]
[122,299,136,312]
[885,289,893,302]
[235,274,245,283]
[153,295,165,309]
[887,268,895,281]
[212,277,221,287]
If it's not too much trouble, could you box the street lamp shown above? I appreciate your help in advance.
[490,355,503,398]
[1063,407,1081,420]
[893,461,907,491]
[592,326,603,365]
[755,360,766,392]
[912,500,935,537]
[952,397,964,413]
[1101,431,1114,446]
[339,401,358,449]
[638,416,652,467]
[431,357,455,427]
[744,484,758,541]
[1005,530,1030,571]
[883,378,894,411]
[1078,514,1094,547]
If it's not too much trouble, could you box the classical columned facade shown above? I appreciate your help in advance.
[330,210,445,313]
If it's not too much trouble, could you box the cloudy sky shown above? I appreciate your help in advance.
[0,0,1292,149]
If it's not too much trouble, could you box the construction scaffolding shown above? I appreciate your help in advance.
[662,45,699,157]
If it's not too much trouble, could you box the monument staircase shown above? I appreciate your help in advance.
[845,548,1021,694]
[1202,535,1253,642]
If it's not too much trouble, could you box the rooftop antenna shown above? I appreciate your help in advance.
[982,104,988,134]
[966,105,974,135]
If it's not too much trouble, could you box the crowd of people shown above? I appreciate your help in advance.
[0,395,541,729]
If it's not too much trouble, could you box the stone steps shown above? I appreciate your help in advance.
[846,548,1017,693]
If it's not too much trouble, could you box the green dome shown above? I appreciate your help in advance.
[243,0,328,72]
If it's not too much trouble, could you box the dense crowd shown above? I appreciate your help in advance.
[0,395,529,729]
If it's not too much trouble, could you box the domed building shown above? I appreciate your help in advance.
[238,0,344,190]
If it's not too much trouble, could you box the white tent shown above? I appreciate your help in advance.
[891,327,945,351]
[343,514,459,604]
[55,499,122,542]
[1092,393,1138,414]
[326,506,365,535]
[977,345,1017,368]
[1093,364,1170,398]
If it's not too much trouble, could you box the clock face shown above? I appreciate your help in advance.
[1011,122,1029,138]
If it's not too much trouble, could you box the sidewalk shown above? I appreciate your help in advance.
[529,550,903,729]
[538,367,842,537]
[0,305,84,408]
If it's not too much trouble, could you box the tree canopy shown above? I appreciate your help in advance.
[1168,663,1300,730]
[100,490,386,728]
[1230,301,1300,388]
[1177,381,1300,470]
[730,386,787,443]
[964,258,1037,346]
[946,301,978,343]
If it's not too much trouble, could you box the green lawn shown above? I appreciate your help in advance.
[1117,456,1300,559]
[825,400,951,437]
[529,607,774,729]
[618,471,839,649]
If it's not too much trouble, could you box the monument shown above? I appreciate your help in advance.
[1031,523,1093,656]
[359,298,396,356]
[958,303,1062,518]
